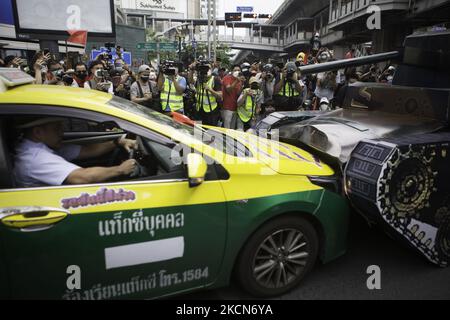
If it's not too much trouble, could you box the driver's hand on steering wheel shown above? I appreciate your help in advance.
[118,159,137,176]
[117,136,138,152]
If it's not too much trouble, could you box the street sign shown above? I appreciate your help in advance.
[243,13,258,19]
[225,12,242,22]
[136,42,177,52]
[159,42,178,52]
[90,47,132,65]
[237,6,253,12]
[136,42,157,50]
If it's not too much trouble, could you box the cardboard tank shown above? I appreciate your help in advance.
[255,30,450,266]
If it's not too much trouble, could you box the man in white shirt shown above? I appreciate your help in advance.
[13,117,137,188]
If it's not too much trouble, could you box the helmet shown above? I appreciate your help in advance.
[296,52,306,62]
[285,62,297,73]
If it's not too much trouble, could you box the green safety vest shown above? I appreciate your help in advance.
[237,90,261,123]
[196,77,218,113]
[160,76,184,112]
[280,81,300,97]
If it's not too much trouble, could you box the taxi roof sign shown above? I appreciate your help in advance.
[0,68,35,93]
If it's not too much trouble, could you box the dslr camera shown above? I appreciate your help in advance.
[162,60,177,76]
[95,69,110,81]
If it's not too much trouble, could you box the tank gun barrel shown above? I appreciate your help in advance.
[299,51,401,76]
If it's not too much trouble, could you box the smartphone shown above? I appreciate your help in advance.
[43,48,50,56]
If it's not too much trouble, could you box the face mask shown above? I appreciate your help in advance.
[251,84,259,90]
[207,70,212,78]
[149,72,156,81]
[76,71,87,79]
[233,71,240,78]
[141,75,150,82]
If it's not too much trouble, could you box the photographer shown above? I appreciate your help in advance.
[188,60,222,126]
[360,64,379,83]
[260,63,277,114]
[273,62,304,111]
[71,63,89,88]
[379,65,396,84]
[130,65,158,109]
[157,61,186,114]
[30,51,51,85]
[221,65,243,129]
[44,61,65,86]
[314,70,337,109]
[237,77,263,131]
[84,61,114,95]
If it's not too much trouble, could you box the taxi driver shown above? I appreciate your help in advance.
[13,117,138,188]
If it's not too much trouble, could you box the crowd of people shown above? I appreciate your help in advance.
[0,44,397,131]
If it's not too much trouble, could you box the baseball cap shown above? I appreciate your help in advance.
[320,97,329,104]
[14,116,66,130]
[138,64,151,74]
[249,77,260,85]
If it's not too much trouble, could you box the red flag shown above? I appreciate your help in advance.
[67,30,88,46]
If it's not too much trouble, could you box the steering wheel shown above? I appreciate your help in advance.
[128,136,149,178]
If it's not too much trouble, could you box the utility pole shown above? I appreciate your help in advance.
[207,0,211,60]
[212,0,217,62]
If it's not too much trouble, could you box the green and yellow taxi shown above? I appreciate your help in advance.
[0,69,349,299]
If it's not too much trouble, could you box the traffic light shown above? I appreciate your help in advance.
[225,12,242,22]
[243,13,258,19]
[258,14,272,19]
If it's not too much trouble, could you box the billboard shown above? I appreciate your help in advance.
[12,0,115,40]
[120,0,185,13]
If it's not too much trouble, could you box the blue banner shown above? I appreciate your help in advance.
[90,47,132,65]
[237,6,253,12]
[0,0,15,25]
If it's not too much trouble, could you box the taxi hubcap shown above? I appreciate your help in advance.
[253,229,309,289]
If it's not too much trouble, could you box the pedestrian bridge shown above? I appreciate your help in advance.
[142,17,316,53]
[193,33,313,53]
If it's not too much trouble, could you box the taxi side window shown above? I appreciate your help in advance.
[64,119,123,133]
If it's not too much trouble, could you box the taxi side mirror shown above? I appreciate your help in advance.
[186,153,207,188]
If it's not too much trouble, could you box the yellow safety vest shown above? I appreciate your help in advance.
[196,77,218,113]
[160,76,184,112]
[281,81,300,97]
[238,90,260,123]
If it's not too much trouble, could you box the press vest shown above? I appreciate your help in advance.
[238,90,261,123]
[280,81,300,97]
[160,76,184,112]
[196,77,218,113]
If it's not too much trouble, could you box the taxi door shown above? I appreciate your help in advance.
[0,177,228,300]
[0,138,228,300]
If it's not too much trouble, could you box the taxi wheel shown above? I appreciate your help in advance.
[235,216,318,297]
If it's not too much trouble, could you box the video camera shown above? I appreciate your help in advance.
[162,60,178,76]
[196,60,210,75]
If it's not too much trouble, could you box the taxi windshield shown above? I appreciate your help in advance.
[107,96,251,157]
[108,95,200,134]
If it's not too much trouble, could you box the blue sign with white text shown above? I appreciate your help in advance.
[237,6,253,12]
[90,47,132,65]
